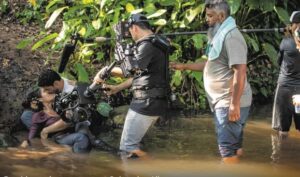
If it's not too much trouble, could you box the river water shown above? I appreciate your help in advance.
[1,115,300,177]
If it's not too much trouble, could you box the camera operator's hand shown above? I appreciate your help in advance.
[103,84,121,96]
[93,66,108,84]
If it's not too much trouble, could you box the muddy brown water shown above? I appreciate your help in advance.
[1,115,300,177]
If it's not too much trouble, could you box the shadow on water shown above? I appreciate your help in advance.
[1,115,300,177]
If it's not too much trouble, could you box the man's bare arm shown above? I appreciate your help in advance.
[229,64,247,121]
[170,61,206,71]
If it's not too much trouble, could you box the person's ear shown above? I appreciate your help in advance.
[217,11,226,22]
[53,80,60,88]
[132,25,139,33]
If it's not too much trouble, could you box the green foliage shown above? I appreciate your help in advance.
[31,33,58,50]
[15,0,46,24]
[0,0,9,14]
[16,38,34,49]
[13,0,300,110]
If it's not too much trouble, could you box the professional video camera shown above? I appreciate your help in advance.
[55,34,114,123]
[53,83,98,123]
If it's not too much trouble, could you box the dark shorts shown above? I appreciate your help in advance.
[272,85,300,131]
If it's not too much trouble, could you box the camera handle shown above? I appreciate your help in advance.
[84,61,118,98]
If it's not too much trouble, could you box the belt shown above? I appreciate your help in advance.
[132,88,167,99]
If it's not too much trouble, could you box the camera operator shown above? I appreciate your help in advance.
[94,14,169,158]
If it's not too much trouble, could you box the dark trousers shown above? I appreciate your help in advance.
[272,85,300,131]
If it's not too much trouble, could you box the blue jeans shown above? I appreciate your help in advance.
[20,110,33,129]
[213,107,250,157]
[120,109,159,152]
[55,132,91,153]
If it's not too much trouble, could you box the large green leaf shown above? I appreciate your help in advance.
[55,22,69,43]
[159,0,177,6]
[192,34,205,49]
[260,87,268,97]
[244,34,259,52]
[274,6,289,24]
[260,0,275,12]
[16,37,34,49]
[147,9,167,19]
[75,63,89,82]
[46,0,63,13]
[92,18,101,30]
[262,43,277,65]
[143,3,156,14]
[191,71,202,85]
[100,0,108,10]
[185,5,202,24]
[31,33,58,50]
[227,0,241,15]
[172,70,182,87]
[246,0,259,9]
[82,0,93,4]
[45,6,68,29]
[154,19,167,26]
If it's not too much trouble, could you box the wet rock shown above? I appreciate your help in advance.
[0,133,19,147]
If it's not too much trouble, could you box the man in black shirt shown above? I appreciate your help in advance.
[272,11,300,135]
[94,14,169,157]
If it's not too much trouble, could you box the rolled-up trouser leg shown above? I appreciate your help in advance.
[120,109,159,152]
[213,107,250,158]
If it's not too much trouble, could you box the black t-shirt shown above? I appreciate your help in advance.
[277,37,300,87]
[129,37,168,116]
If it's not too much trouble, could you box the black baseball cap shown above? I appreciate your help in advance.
[128,13,150,27]
[290,11,300,23]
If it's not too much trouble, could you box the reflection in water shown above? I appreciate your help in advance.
[271,131,300,166]
[0,117,300,177]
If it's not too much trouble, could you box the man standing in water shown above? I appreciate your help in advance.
[94,14,169,158]
[171,0,252,163]
[272,11,300,135]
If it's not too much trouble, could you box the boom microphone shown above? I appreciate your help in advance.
[58,43,75,73]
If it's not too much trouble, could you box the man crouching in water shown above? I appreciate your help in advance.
[94,14,169,158]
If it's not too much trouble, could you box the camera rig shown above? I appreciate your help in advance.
[54,82,98,123]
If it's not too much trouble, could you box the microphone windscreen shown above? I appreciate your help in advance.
[58,43,75,73]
